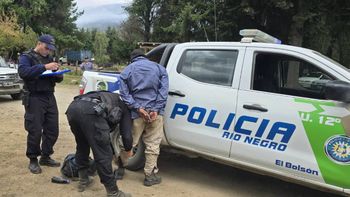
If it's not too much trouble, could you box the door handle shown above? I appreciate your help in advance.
[168,90,185,97]
[243,104,268,112]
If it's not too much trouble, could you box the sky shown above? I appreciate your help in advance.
[75,0,132,28]
[75,0,132,10]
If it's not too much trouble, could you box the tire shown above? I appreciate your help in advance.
[110,129,145,171]
[11,91,23,100]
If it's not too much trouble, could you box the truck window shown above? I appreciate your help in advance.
[253,52,334,99]
[146,44,167,65]
[146,44,176,68]
[177,50,238,86]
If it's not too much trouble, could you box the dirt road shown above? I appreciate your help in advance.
[0,84,338,197]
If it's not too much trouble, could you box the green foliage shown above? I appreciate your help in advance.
[1,0,349,67]
[104,17,141,64]
[156,0,350,66]
[93,32,110,65]
[76,28,94,51]
[151,0,242,42]
[0,0,82,59]
[126,0,161,41]
[0,11,36,57]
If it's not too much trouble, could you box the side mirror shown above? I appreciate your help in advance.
[324,80,350,103]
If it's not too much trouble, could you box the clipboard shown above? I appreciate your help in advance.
[41,69,71,76]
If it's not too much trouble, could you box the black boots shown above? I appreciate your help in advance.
[39,156,60,167]
[114,157,125,180]
[144,171,161,186]
[105,185,131,197]
[114,168,125,180]
[78,169,93,192]
[28,156,60,174]
[28,158,42,174]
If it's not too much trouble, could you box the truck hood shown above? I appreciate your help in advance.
[0,67,18,75]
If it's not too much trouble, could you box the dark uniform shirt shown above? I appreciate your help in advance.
[18,49,63,92]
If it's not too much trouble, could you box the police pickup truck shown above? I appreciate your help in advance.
[80,30,350,196]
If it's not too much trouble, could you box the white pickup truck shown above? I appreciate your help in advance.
[0,56,23,100]
[80,30,350,196]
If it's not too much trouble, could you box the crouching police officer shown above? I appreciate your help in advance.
[66,91,132,197]
[18,34,62,174]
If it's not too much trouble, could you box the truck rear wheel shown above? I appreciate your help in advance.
[11,91,23,100]
[110,129,145,171]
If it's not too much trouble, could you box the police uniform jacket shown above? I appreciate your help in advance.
[73,91,133,151]
[18,49,63,93]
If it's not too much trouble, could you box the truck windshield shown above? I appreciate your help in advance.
[0,57,8,67]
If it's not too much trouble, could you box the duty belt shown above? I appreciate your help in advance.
[79,97,101,104]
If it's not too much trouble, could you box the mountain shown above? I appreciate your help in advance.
[76,3,128,30]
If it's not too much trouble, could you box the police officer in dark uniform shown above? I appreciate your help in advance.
[66,91,132,197]
[18,34,62,174]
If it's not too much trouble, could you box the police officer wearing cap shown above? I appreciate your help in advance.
[66,91,132,197]
[18,34,62,174]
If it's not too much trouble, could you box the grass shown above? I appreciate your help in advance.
[58,64,127,85]
[61,73,81,85]
[59,65,83,85]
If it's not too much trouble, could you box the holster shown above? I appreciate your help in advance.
[22,91,30,107]
[94,102,107,117]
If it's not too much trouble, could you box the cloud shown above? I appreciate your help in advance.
[75,3,129,29]
[75,0,132,10]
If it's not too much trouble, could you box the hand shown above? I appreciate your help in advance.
[138,108,151,122]
[45,62,59,70]
[149,111,158,122]
[126,150,133,157]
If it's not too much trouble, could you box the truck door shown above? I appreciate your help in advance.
[164,45,245,157]
[232,47,350,189]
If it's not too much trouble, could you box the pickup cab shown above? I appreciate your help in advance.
[80,30,350,196]
[0,56,23,100]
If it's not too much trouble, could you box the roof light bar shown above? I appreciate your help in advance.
[239,29,282,44]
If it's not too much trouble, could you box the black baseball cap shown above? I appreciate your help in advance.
[130,49,145,60]
[38,34,56,51]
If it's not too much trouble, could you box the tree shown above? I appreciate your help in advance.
[104,17,142,63]
[0,11,36,58]
[235,0,350,66]
[126,0,161,42]
[152,0,241,42]
[6,0,83,55]
[162,3,197,42]
[93,32,110,65]
[118,16,143,44]
[76,28,94,51]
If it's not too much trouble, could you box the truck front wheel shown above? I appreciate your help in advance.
[110,129,145,171]
[11,91,23,100]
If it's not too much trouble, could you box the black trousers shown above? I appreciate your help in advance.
[24,93,59,159]
[66,100,116,188]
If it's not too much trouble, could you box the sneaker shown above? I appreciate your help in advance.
[144,172,161,186]
[39,156,60,167]
[114,167,125,180]
[28,159,42,174]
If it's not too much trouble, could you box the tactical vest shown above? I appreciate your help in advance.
[22,50,56,92]
[74,91,122,129]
